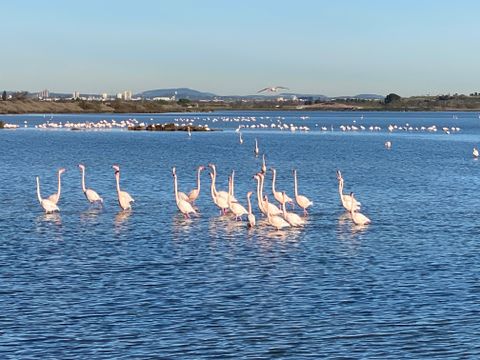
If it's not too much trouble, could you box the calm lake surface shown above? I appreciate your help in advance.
[1,111,480,358]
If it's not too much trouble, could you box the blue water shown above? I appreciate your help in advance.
[1,111,480,358]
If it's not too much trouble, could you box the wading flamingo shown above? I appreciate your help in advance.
[78,164,103,204]
[209,164,230,200]
[265,195,290,230]
[209,172,229,215]
[228,170,238,202]
[227,179,248,220]
[112,165,134,210]
[336,170,360,212]
[293,169,312,215]
[261,154,267,174]
[173,167,196,218]
[271,168,294,208]
[172,167,190,202]
[47,168,66,204]
[349,192,371,225]
[246,191,256,228]
[281,192,305,227]
[187,165,205,203]
[36,176,59,213]
[258,172,282,216]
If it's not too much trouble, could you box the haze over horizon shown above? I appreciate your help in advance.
[1,0,479,97]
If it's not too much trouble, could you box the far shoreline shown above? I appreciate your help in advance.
[2,97,480,115]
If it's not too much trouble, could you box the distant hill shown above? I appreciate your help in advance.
[332,94,385,100]
[138,88,217,100]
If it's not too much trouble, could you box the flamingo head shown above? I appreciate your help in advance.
[78,164,85,170]
[350,192,355,199]
[247,191,253,197]
[336,170,342,180]
[112,165,120,175]
[58,168,66,175]
[253,174,259,180]
[172,167,176,176]
[199,165,205,171]
[270,168,275,173]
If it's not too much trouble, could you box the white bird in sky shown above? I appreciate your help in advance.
[257,86,289,93]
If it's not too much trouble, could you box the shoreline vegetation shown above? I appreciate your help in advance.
[2,93,480,114]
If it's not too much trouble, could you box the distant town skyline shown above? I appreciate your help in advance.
[1,0,479,97]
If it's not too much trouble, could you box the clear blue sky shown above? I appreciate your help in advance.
[1,0,479,96]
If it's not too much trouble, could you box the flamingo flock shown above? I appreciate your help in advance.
[34,160,335,230]
[35,133,373,230]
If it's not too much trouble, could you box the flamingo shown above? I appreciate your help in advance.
[473,146,479,158]
[112,165,134,210]
[36,176,59,213]
[281,192,305,227]
[271,168,294,207]
[336,170,360,212]
[264,195,290,230]
[254,138,259,157]
[172,167,196,218]
[261,154,267,174]
[228,170,238,202]
[246,191,256,228]
[187,165,205,203]
[253,174,266,215]
[209,172,229,214]
[350,192,371,225]
[227,178,248,220]
[47,168,66,205]
[293,169,312,215]
[257,172,283,216]
[172,167,190,202]
[385,141,392,149]
[208,164,230,200]
[78,164,103,204]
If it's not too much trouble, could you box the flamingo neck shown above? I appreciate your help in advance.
[196,168,202,192]
[294,172,299,197]
[115,172,121,194]
[81,168,87,193]
[36,177,42,203]
[338,179,343,197]
[173,175,179,203]
[247,195,252,214]
[272,170,277,193]
[259,175,266,206]
[210,176,217,201]
[255,178,264,213]
[56,171,62,198]
[231,172,235,196]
